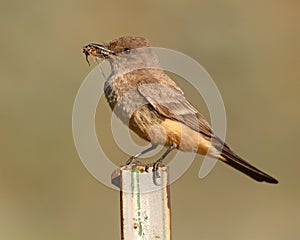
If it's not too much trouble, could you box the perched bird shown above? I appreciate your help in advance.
[83,36,278,184]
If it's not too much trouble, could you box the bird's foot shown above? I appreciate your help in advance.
[145,159,163,186]
[125,145,158,167]
[153,159,163,179]
[126,156,141,166]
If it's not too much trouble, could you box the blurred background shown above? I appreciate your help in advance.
[1,0,299,239]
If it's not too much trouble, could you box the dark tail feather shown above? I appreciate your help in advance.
[220,147,278,184]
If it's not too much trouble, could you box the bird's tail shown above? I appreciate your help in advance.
[219,147,278,184]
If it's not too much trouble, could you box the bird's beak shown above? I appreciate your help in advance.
[82,43,115,65]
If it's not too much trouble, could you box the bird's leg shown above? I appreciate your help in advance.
[126,144,158,165]
[150,145,176,184]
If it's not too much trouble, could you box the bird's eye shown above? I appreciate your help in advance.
[124,48,130,54]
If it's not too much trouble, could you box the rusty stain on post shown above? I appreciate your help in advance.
[112,164,171,240]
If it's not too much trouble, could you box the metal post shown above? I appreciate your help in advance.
[112,165,171,240]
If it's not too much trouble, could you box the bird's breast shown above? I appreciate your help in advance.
[104,75,148,125]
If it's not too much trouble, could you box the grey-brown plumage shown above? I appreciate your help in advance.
[83,36,278,184]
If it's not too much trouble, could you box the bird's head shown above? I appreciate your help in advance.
[83,36,160,72]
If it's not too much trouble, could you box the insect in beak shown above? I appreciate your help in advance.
[82,43,115,65]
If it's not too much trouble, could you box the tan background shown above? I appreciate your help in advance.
[1,0,299,239]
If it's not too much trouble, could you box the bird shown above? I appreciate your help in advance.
[82,36,278,184]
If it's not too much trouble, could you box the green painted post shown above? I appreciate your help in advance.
[112,165,171,240]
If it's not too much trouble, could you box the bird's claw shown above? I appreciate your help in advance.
[126,156,140,166]
[145,159,163,186]
[153,160,162,179]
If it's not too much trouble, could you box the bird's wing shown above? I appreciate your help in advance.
[137,82,213,138]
